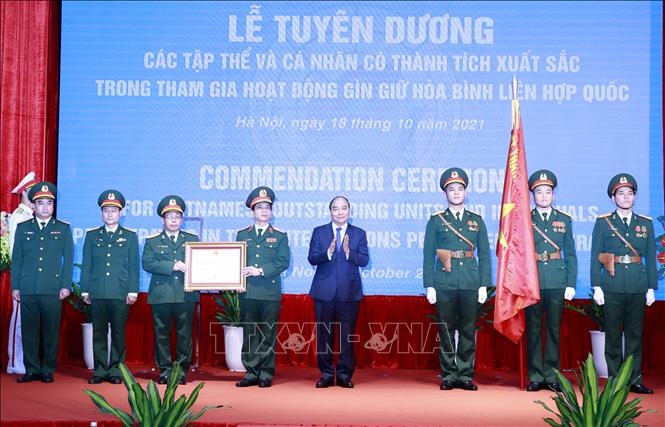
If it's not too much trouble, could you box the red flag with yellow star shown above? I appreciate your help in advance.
[493,85,540,344]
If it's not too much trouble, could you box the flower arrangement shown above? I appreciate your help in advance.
[656,215,665,281]
[0,211,10,272]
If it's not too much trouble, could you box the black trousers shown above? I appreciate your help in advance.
[314,298,360,380]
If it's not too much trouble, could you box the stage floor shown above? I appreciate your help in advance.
[2,365,664,426]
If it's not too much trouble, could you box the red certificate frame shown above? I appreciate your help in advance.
[184,242,247,291]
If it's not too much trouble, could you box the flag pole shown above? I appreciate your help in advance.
[513,75,526,391]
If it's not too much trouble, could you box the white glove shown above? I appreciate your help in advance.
[564,287,576,301]
[646,289,655,306]
[593,286,605,306]
[477,286,488,304]
[426,287,437,304]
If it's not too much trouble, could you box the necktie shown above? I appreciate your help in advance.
[622,217,628,227]
[336,227,342,252]
[170,234,176,243]
[257,228,263,237]
[455,212,461,223]
[107,231,114,240]
[40,221,46,230]
[542,212,548,223]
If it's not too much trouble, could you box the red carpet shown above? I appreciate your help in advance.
[2,365,663,426]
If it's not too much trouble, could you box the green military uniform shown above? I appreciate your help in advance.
[590,174,657,385]
[142,195,199,382]
[525,170,577,387]
[423,169,491,386]
[10,181,73,379]
[80,190,139,380]
[236,187,290,382]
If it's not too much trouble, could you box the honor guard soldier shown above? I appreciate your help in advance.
[11,181,73,383]
[590,173,657,394]
[7,171,38,375]
[423,167,491,391]
[525,170,577,392]
[142,195,199,385]
[235,187,290,388]
[80,190,139,384]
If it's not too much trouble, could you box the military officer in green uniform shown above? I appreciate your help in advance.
[80,190,139,384]
[234,187,290,388]
[525,170,577,392]
[11,181,73,383]
[142,195,199,385]
[590,173,657,394]
[423,168,491,391]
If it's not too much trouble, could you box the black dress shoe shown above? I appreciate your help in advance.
[88,376,105,384]
[547,382,562,393]
[108,376,123,385]
[41,373,54,383]
[440,380,454,390]
[158,376,168,385]
[17,373,42,383]
[336,377,354,388]
[526,381,543,392]
[315,377,334,388]
[630,383,654,394]
[235,377,259,387]
[457,380,478,391]
[258,378,272,388]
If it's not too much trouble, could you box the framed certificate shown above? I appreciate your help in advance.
[184,242,247,291]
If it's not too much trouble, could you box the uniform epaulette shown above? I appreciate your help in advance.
[240,225,253,232]
[431,210,445,217]
[271,226,286,233]
[14,207,25,215]
[58,219,71,224]
[147,232,161,239]
[123,227,138,233]
[555,209,571,218]
[635,213,652,221]
[465,209,480,217]
[597,212,611,218]
[85,227,99,232]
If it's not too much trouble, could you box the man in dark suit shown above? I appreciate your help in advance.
[142,195,199,385]
[308,196,369,389]
[590,173,657,394]
[423,168,491,391]
[234,186,290,388]
[11,181,73,383]
[80,190,139,384]
[525,170,577,393]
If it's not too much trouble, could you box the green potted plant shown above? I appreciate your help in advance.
[67,279,92,323]
[565,291,612,378]
[534,353,653,426]
[214,291,245,372]
[0,211,10,272]
[84,361,222,426]
[65,265,96,369]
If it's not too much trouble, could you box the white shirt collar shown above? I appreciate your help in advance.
[332,223,348,234]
